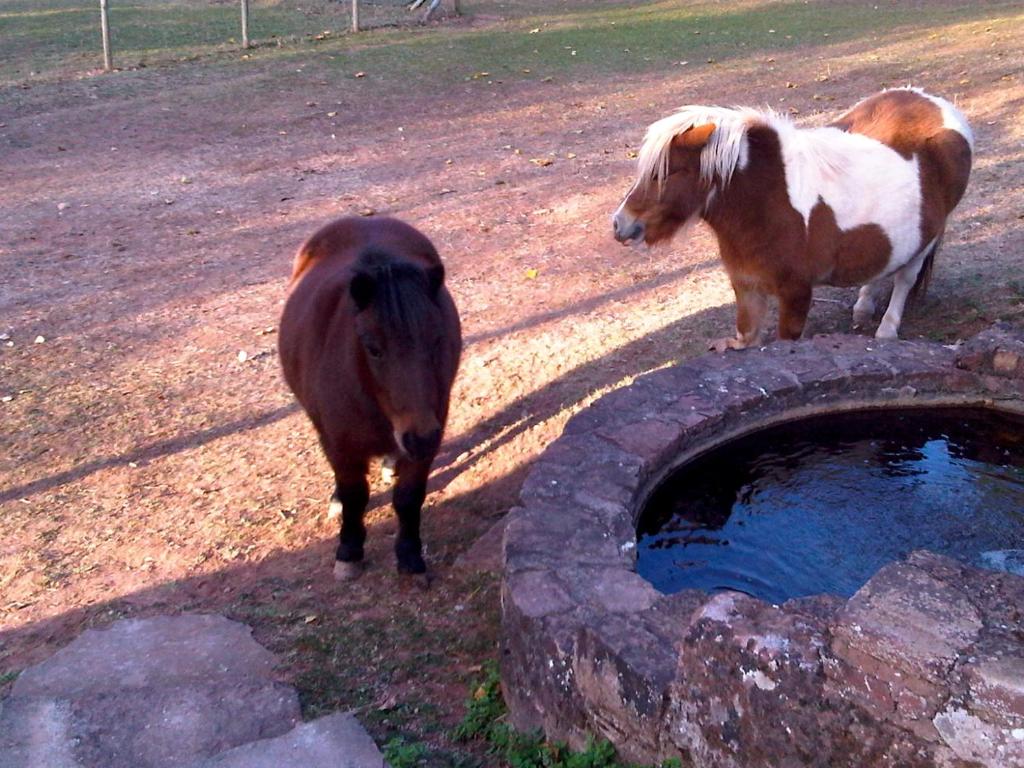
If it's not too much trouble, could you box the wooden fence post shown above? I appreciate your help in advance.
[240,0,250,48]
[99,0,112,71]
[351,0,359,32]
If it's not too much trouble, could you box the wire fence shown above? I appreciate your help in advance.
[0,0,457,82]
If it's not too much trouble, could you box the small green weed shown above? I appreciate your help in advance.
[452,662,682,768]
[451,661,504,742]
[383,736,431,768]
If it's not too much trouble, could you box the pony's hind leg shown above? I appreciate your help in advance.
[331,464,370,581]
[852,280,887,329]
[875,267,918,340]
[392,457,431,578]
[875,247,931,340]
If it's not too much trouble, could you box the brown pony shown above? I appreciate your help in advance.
[278,216,461,580]
[612,87,973,350]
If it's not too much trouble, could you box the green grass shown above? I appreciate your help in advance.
[290,607,446,718]
[1,0,1015,87]
[372,1,913,74]
[307,3,995,102]
[295,0,1015,95]
[0,0,408,82]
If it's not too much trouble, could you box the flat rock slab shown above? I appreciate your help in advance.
[189,712,384,768]
[1,614,301,768]
[11,614,283,698]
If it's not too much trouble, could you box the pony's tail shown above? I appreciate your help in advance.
[908,231,943,306]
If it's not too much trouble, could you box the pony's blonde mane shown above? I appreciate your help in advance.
[634,105,781,192]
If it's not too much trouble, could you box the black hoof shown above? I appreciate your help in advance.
[396,555,426,575]
[395,539,426,575]
[336,541,364,563]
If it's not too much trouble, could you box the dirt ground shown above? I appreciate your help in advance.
[2,0,1023,756]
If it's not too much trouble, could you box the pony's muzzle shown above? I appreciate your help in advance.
[401,427,442,462]
[612,213,644,244]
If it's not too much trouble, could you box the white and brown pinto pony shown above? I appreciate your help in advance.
[612,87,973,349]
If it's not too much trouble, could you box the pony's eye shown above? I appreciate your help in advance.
[365,343,384,359]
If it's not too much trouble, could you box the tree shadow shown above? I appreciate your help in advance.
[1,249,712,504]
[0,404,298,505]
[0,299,736,671]
[462,261,714,346]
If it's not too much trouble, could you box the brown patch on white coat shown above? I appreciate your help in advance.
[612,88,973,349]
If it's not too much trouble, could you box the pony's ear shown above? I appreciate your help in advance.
[426,263,445,298]
[673,123,716,150]
[350,271,376,310]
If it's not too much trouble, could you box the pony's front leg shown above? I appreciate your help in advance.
[392,457,431,577]
[778,285,813,341]
[711,282,767,352]
[331,463,370,581]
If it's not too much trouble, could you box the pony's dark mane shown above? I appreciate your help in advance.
[353,249,436,339]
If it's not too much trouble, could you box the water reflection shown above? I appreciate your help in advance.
[637,408,1024,604]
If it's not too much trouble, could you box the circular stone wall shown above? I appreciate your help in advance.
[501,325,1024,768]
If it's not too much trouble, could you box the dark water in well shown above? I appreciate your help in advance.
[636,408,1024,604]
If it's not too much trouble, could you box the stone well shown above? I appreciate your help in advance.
[501,325,1024,768]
